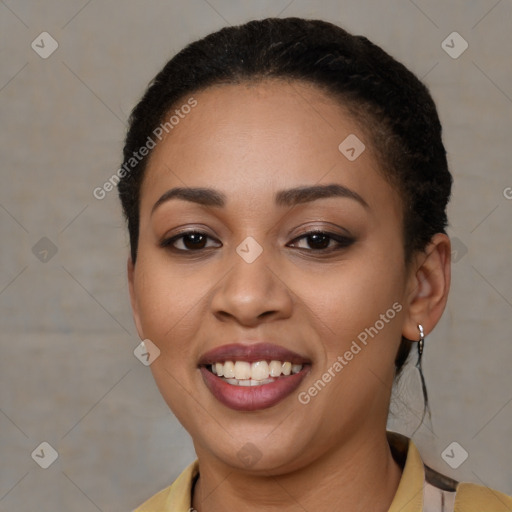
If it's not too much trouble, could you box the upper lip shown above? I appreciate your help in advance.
[198,342,311,366]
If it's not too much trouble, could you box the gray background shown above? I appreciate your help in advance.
[1,0,511,510]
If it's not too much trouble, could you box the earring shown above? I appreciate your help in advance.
[417,324,425,367]
[412,323,431,431]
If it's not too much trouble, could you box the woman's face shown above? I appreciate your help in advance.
[129,80,414,473]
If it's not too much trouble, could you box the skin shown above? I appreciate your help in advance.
[128,79,451,512]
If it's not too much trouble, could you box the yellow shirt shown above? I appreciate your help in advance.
[134,432,512,511]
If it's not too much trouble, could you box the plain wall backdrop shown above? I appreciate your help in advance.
[1,1,511,510]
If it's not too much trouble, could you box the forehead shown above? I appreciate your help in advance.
[140,80,400,216]
[148,79,359,167]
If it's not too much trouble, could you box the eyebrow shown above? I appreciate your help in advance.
[151,183,368,215]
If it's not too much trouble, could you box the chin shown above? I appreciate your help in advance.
[193,420,317,475]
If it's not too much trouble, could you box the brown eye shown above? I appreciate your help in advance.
[289,231,355,252]
[304,233,330,250]
[160,231,221,252]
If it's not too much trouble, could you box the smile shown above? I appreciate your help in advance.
[198,343,311,411]
[209,360,303,386]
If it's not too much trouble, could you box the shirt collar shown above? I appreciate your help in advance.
[387,431,425,512]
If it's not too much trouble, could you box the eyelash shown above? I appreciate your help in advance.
[160,229,355,255]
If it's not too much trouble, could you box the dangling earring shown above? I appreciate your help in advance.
[416,323,424,368]
[415,323,431,426]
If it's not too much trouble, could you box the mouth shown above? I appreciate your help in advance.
[198,343,311,411]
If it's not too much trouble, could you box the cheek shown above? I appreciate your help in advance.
[291,246,406,379]
[303,254,403,330]
[133,254,207,365]
[133,257,209,422]
[291,258,405,427]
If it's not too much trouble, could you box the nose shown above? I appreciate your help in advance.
[210,247,294,327]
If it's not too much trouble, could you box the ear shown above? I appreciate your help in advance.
[127,257,144,340]
[402,233,451,341]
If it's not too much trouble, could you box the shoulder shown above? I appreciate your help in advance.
[388,432,512,512]
[133,460,199,512]
[133,485,173,511]
[424,459,512,511]
[454,482,512,511]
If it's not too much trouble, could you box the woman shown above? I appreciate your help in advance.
[118,17,512,512]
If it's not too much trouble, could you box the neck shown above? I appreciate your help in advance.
[192,430,402,512]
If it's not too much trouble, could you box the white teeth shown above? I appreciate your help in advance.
[269,360,282,377]
[251,361,269,381]
[223,377,276,387]
[209,360,304,382]
[234,361,251,380]
[223,360,235,378]
[257,378,275,385]
[291,364,302,374]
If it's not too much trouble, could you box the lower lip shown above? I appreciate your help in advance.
[199,366,309,411]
